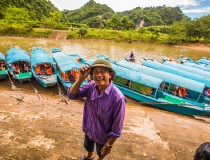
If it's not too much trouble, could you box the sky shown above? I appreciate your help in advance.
[49,0,210,19]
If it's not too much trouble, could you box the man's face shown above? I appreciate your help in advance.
[92,66,111,88]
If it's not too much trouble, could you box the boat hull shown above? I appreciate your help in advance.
[115,84,210,117]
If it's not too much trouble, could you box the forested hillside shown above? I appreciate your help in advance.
[0,0,58,20]
[62,0,188,28]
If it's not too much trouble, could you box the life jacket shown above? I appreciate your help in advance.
[46,66,53,75]
[178,87,187,97]
[71,70,79,80]
[61,72,69,81]
[36,65,41,75]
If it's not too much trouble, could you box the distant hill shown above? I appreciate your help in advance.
[62,0,189,28]
[62,0,114,27]
[119,6,189,26]
[0,0,58,20]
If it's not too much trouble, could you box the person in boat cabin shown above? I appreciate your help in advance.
[23,63,30,72]
[46,64,53,75]
[194,142,210,160]
[172,86,179,96]
[40,64,46,75]
[129,51,135,61]
[67,59,126,160]
[203,87,210,97]
[15,64,21,74]
[0,63,6,71]
[178,87,188,98]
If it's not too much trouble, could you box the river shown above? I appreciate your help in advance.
[1,37,210,62]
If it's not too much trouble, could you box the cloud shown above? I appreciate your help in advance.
[182,7,210,13]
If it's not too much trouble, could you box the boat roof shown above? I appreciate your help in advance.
[163,61,210,78]
[31,47,54,66]
[6,47,30,64]
[183,62,210,72]
[52,51,82,72]
[0,52,5,61]
[197,58,210,65]
[143,60,210,88]
[113,64,163,88]
[117,60,205,93]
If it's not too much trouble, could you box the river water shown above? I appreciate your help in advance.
[1,37,210,62]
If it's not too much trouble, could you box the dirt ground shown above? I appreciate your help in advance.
[0,79,210,160]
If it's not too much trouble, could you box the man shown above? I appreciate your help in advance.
[67,59,126,160]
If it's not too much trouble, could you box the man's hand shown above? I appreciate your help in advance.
[79,66,91,81]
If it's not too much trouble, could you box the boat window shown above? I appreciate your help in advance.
[130,81,152,95]
[114,76,128,87]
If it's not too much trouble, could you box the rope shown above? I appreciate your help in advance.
[57,82,68,105]
[7,72,17,90]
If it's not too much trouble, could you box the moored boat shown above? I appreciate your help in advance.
[143,59,210,88]
[51,48,88,89]
[0,52,8,79]
[31,47,57,88]
[162,59,210,78]
[79,54,210,116]
[6,46,32,82]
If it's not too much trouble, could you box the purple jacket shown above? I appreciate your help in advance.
[67,81,126,144]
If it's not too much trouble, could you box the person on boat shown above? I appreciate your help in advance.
[68,72,75,83]
[15,64,21,74]
[129,51,135,61]
[67,59,126,160]
[172,86,179,96]
[46,64,53,76]
[40,64,46,75]
[194,142,210,160]
[125,79,130,87]
[203,87,210,97]
[0,63,6,71]
[178,87,188,98]
[24,63,30,72]
[61,72,69,82]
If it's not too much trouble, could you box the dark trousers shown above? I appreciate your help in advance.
[84,134,105,158]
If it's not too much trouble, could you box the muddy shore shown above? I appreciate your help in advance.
[0,79,210,160]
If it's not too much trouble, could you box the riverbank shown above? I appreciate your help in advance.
[175,43,210,52]
[0,80,209,159]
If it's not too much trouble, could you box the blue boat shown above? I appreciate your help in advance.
[196,57,210,65]
[143,60,210,88]
[31,47,57,88]
[6,46,32,82]
[78,54,210,116]
[0,52,8,79]
[162,60,210,78]
[51,48,88,89]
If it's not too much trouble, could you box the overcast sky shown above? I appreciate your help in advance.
[50,0,210,19]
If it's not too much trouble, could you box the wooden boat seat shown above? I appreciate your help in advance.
[163,95,185,105]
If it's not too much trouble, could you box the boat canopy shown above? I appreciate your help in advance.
[196,58,210,65]
[31,48,54,66]
[113,64,163,88]
[52,51,82,72]
[163,61,210,78]
[117,60,205,93]
[0,52,6,61]
[183,62,210,72]
[143,60,210,88]
[6,47,30,64]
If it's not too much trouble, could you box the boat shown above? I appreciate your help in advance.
[0,52,8,79]
[30,47,57,88]
[6,46,32,82]
[79,54,210,116]
[142,59,210,88]
[196,57,210,66]
[180,55,210,72]
[51,48,88,89]
[162,59,210,78]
